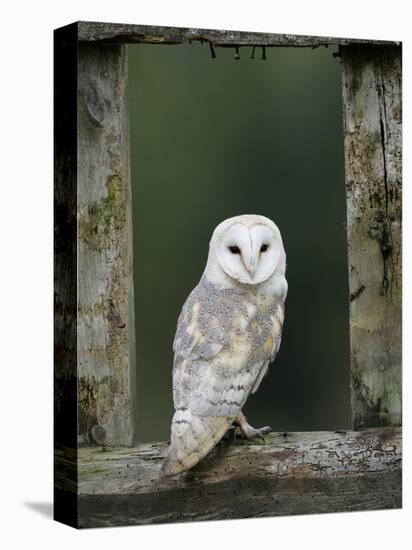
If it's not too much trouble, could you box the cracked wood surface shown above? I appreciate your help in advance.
[77,44,136,447]
[77,22,400,47]
[341,46,402,428]
[55,428,401,527]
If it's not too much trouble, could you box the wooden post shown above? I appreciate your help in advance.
[341,46,402,429]
[77,44,136,447]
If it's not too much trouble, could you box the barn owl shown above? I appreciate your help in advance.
[162,214,287,476]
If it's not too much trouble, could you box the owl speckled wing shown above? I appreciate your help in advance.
[162,214,287,477]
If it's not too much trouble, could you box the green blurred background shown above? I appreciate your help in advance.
[128,43,351,442]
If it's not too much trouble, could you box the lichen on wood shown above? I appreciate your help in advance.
[341,45,402,428]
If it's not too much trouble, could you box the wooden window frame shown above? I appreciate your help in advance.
[54,22,402,528]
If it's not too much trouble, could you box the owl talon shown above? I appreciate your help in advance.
[243,426,271,443]
[235,412,272,443]
[256,426,272,444]
[259,425,272,435]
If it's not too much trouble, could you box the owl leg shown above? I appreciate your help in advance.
[235,412,271,442]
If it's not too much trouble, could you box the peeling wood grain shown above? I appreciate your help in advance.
[55,428,401,527]
[76,21,400,47]
[78,44,136,447]
[341,46,402,428]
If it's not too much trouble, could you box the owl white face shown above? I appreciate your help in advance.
[211,215,284,286]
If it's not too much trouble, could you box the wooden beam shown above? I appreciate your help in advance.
[78,43,136,447]
[55,428,401,527]
[341,46,402,429]
[77,21,400,47]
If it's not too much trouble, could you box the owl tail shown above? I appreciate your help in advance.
[162,412,234,477]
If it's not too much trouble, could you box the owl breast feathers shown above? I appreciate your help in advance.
[162,214,287,476]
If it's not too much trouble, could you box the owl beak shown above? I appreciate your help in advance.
[247,261,256,279]
[244,236,257,279]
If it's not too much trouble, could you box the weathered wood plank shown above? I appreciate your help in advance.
[341,46,402,429]
[56,428,402,527]
[78,43,136,447]
[77,21,400,47]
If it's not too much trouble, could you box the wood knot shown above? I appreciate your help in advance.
[82,78,113,128]
[108,299,126,328]
[91,424,106,444]
[369,211,395,256]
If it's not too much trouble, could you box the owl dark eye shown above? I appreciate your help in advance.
[260,244,269,252]
[229,246,241,254]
